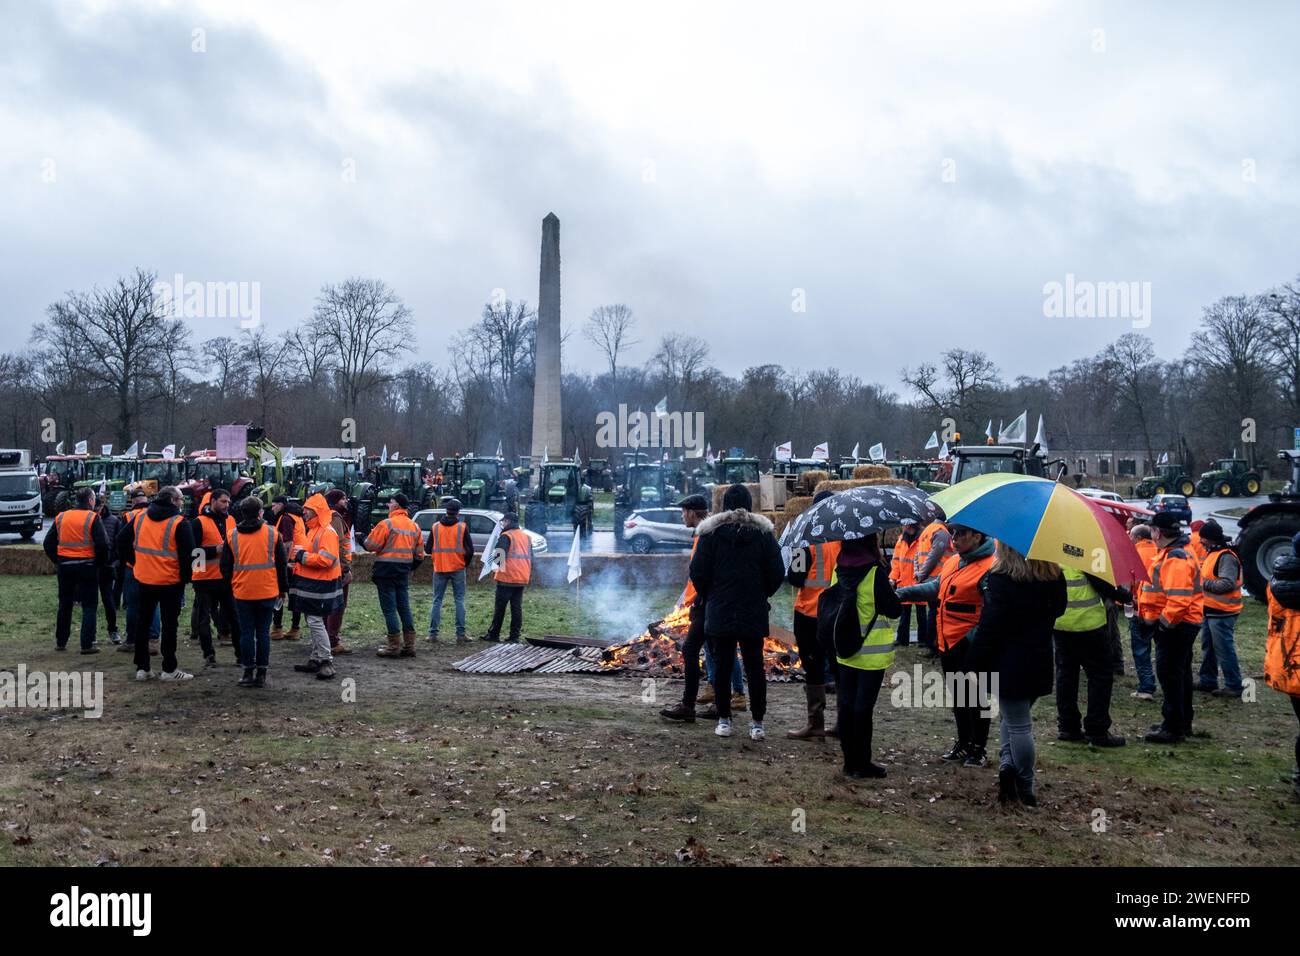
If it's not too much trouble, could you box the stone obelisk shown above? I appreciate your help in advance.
[530,212,564,460]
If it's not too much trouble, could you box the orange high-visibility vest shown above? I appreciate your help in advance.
[496,528,532,585]
[1265,585,1300,697]
[680,537,700,607]
[935,552,994,652]
[1144,542,1205,628]
[55,508,98,560]
[230,523,280,600]
[134,513,184,585]
[890,535,924,602]
[914,522,949,582]
[1201,548,1242,615]
[334,514,352,570]
[794,541,842,617]
[297,524,342,582]
[1186,531,1208,564]
[123,508,146,567]
[1134,538,1160,621]
[364,510,422,564]
[193,512,235,582]
[287,512,307,550]
[429,520,469,573]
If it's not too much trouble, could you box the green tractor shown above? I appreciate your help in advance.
[354,460,432,538]
[1194,458,1263,498]
[74,456,135,513]
[1134,463,1195,499]
[308,456,361,498]
[585,458,613,492]
[524,460,593,538]
[443,455,510,510]
[613,456,669,548]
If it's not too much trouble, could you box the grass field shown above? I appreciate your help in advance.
[0,573,1297,867]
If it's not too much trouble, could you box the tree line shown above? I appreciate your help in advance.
[2,267,1297,478]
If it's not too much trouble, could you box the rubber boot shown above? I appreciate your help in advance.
[270,626,285,641]
[377,632,402,657]
[284,627,300,642]
[400,630,417,657]
[786,684,827,739]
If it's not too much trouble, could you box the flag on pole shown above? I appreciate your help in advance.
[985,420,994,441]
[495,440,503,459]
[868,442,885,462]
[811,441,829,460]
[161,444,176,458]
[1033,414,1048,453]
[393,451,399,461]
[74,440,88,455]
[381,445,388,464]
[939,441,950,460]
[662,450,669,462]
[851,441,860,459]
[54,441,64,454]
[542,446,549,465]
[284,446,295,464]
[357,446,366,461]
[999,412,1027,444]
[567,526,583,584]
[654,396,668,417]
[574,448,582,469]
[1159,451,1169,465]
[706,444,715,466]
[925,431,939,450]
[775,441,792,462]
[178,445,186,457]
[101,444,113,456]
[478,519,505,581]
[125,441,138,457]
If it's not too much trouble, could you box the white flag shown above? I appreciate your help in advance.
[925,431,939,450]
[868,442,885,462]
[393,451,399,460]
[1159,451,1169,465]
[381,445,388,464]
[574,448,582,469]
[985,420,994,441]
[706,444,715,466]
[811,442,829,460]
[775,441,792,462]
[284,446,295,464]
[479,518,505,580]
[998,412,1027,444]
[125,441,138,457]
[426,452,435,461]
[161,444,176,459]
[654,396,668,417]
[357,446,366,461]
[178,445,186,457]
[939,441,950,460]
[495,440,503,459]
[98,476,107,497]
[542,446,549,465]
[54,441,64,454]
[567,525,583,584]
[1033,414,1048,453]
[74,440,88,455]
[101,444,113,456]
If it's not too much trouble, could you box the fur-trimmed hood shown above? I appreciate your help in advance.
[695,508,774,537]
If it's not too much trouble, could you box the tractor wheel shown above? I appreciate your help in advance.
[629,534,654,554]
[1217,481,1233,497]
[1238,513,1300,600]
[1153,485,1166,496]
[524,501,547,536]
[1179,480,1195,497]
[1244,476,1261,495]
[53,490,72,514]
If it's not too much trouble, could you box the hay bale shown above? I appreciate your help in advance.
[784,495,813,521]
[711,482,761,514]
[853,464,891,479]
[812,476,915,497]
[797,469,829,495]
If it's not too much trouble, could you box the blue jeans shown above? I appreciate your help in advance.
[235,598,276,669]
[1198,614,1243,694]
[430,569,467,636]
[998,696,1037,797]
[1129,616,1156,694]
[704,640,745,693]
[376,575,414,634]
[122,566,160,643]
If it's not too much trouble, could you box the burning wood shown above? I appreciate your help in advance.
[601,603,804,681]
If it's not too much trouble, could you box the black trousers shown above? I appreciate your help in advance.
[1105,601,1125,675]
[1054,627,1114,737]
[112,561,126,608]
[680,611,706,705]
[919,600,939,649]
[838,666,885,772]
[941,641,989,749]
[488,584,525,641]
[192,580,238,661]
[97,564,119,632]
[1154,622,1198,736]
[133,582,184,673]
[710,634,767,722]
[792,610,826,685]
[55,562,99,650]
[896,602,928,646]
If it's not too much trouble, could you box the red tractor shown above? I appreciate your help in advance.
[38,454,89,516]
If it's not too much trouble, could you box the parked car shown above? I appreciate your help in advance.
[1146,493,1192,525]
[622,507,694,553]
[1077,487,1124,503]
[411,508,548,555]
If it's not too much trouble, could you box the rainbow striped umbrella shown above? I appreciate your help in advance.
[928,473,1148,587]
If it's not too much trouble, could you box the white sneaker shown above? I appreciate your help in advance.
[159,669,194,682]
[134,669,153,681]
[750,722,765,741]
[715,719,732,737]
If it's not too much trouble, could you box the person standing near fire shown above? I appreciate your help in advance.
[784,489,842,740]
[481,512,533,642]
[660,494,714,723]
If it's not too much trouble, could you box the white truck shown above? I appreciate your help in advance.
[0,449,44,541]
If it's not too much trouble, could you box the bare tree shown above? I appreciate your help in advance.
[1187,295,1274,466]
[901,348,1000,431]
[651,333,711,403]
[1101,333,1162,471]
[310,278,414,418]
[244,328,289,427]
[1264,278,1300,424]
[201,336,250,403]
[584,304,638,382]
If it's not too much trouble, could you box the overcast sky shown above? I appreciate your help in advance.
[3,0,1297,394]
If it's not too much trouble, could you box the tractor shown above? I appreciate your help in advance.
[308,456,362,498]
[179,449,250,514]
[944,445,1068,486]
[73,456,136,513]
[1133,463,1196,499]
[585,458,613,492]
[524,459,593,539]
[887,459,944,489]
[612,455,670,547]
[1194,458,1263,498]
[124,455,188,501]
[443,455,510,511]
[1235,449,1300,600]
[38,454,88,515]
[353,460,432,538]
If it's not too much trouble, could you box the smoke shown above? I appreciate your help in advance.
[579,564,679,639]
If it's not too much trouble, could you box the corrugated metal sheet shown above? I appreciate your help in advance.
[533,647,611,673]
[452,644,563,674]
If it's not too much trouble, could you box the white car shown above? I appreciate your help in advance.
[412,508,548,554]
[1077,487,1124,503]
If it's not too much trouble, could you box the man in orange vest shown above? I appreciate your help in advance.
[1142,511,1205,743]
[364,492,424,658]
[290,493,345,680]
[660,493,725,723]
[481,512,532,643]
[1194,519,1244,700]
[782,489,842,739]
[116,491,160,656]
[425,497,475,644]
[43,487,109,653]
[221,496,289,688]
[896,522,996,766]
[912,518,951,655]
[890,518,925,647]
[190,489,238,668]
[1186,520,1209,563]
[1128,522,1159,700]
[117,486,197,681]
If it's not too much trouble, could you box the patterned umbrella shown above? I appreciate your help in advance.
[929,473,1148,587]
[779,484,943,553]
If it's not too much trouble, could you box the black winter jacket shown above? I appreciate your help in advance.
[965,571,1067,700]
[1269,554,1300,611]
[689,509,785,639]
